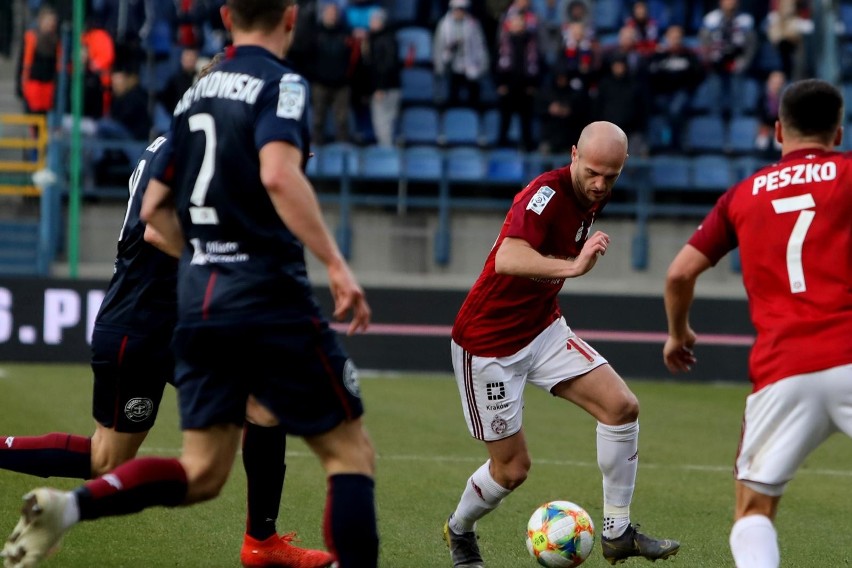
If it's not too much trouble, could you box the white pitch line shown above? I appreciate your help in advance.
[138,448,852,478]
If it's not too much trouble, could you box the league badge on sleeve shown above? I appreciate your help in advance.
[526,186,556,215]
[277,73,306,120]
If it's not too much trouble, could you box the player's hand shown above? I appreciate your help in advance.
[572,231,610,276]
[663,327,697,373]
[327,259,371,335]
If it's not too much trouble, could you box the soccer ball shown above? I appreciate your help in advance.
[525,501,595,567]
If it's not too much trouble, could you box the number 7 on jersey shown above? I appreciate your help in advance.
[771,193,815,294]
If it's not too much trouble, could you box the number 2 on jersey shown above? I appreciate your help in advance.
[771,193,815,294]
[188,113,219,225]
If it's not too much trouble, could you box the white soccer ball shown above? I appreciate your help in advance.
[525,500,595,567]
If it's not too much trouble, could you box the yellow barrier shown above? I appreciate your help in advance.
[0,114,48,196]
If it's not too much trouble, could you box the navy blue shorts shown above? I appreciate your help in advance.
[91,326,174,434]
[172,321,364,436]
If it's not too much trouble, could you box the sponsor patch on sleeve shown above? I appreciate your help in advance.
[277,73,306,119]
[526,185,555,215]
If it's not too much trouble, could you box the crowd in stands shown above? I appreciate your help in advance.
[4,0,848,189]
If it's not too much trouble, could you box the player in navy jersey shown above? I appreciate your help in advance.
[444,122,679,567]
[0,136,335,568]
[664,79,852,567]
[1,3,378,568]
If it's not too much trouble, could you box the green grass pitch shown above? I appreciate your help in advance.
[0,363,850,567]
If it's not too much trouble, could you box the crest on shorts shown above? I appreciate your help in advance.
[526,186,555,215]
[343,359,361,398]
[125,398,153,422]
[490,416,508,435]
[277,74,306,120]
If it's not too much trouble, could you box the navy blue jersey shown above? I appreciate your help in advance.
[96,136,178,332]
[163,45,320,325]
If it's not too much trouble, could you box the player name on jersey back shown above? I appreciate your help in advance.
[751,160,837,195]
[173,71,264,116]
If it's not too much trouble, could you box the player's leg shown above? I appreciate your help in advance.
[729,483,781,568]
[303,417,377,568]
[444,341,529,567]
[0,432,92,479]
[241,397,335,568]
[534,321,676,564]
[730,366,846,568]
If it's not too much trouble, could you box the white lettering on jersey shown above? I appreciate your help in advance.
[526,186,555,215]
[277,74,306,120]
[146,136,167,153]
[752,161,837,195]
[174,72,264,115]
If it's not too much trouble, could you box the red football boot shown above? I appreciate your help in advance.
[240,532,335,568]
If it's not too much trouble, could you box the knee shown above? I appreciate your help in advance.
[180,459,230,503]
[491,455,531,490]
[607,393,640,425]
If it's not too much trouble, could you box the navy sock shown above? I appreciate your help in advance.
[324,474,378,568]
[242,423,286,541]
[75,457,187,520]
[0,433,91,479]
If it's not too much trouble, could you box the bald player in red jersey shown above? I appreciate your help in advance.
[443,121,680,568]
[664,78,852,568]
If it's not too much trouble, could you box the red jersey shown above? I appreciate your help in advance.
[689,148,852,392]
[452,166,605,356]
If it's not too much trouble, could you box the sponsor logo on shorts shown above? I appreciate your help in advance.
[491,416,508,435]
[124,398,153,422]
[343,359,361,398]
[486,382,505,401]
[486,403,509,411]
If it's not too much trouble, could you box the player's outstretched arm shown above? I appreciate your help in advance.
[140,179,184,258]
[663,244,712,373]
[495,231,610,279]
[259,141,371,334]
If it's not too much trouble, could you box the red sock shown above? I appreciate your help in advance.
[0,433,91,479]
[75,457,187,520]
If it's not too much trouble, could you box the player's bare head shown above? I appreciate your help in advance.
[571,122,628,207]
[779,79,843,145]
[224,0,295,33]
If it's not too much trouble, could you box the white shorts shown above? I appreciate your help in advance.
[736,363,852,496]
[451,317,608,441]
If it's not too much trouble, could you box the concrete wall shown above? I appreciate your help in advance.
[58,202,746,299]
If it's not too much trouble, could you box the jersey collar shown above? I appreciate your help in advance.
[225,44,284,63]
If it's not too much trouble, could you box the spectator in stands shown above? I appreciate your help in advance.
[534,0,565,65]
[495,9,542,151]
[594,54,649,156]
[699,0,757,118]
[765,0,813,81]
[558,21,598,84]
[17,5,60,114]
[564,0,591,26]
[288,0,318,74]
[755,69,785,155]
[158,46,199,113]
[98,65,151,141]
[311,2,356,144]
[648,25,704,150]
[536,60,591,155]
[363,9,401,147]
[82,18,116,115]
[433,0,490,109]
[624,1,659,57]
[603,25,648,78]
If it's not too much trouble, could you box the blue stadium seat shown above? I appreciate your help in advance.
[396,26,432,65]
[842,122,852,151]
[440,108,480,146]
[650,155,691,190]
[314,142,360,177]
[841,4,852,36]
[446,147,485,182]
[647,115,673,153]
[754,40,783,75]
[389,0,418,23]
[689,79,715,114]
[690,155,734,191]
[733,156,764,179]
[592,0,623,32]
[400,68,436,106]
[480,110,520,146]
[361,146,401,179]
[646,0,671,29]
[398,107,440,146]
[486,149,525,184]
[737,78,760,116]
[403,146,443,181]
[844,84,852,119]
[684,116,726,153]
[726,116,760,155]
